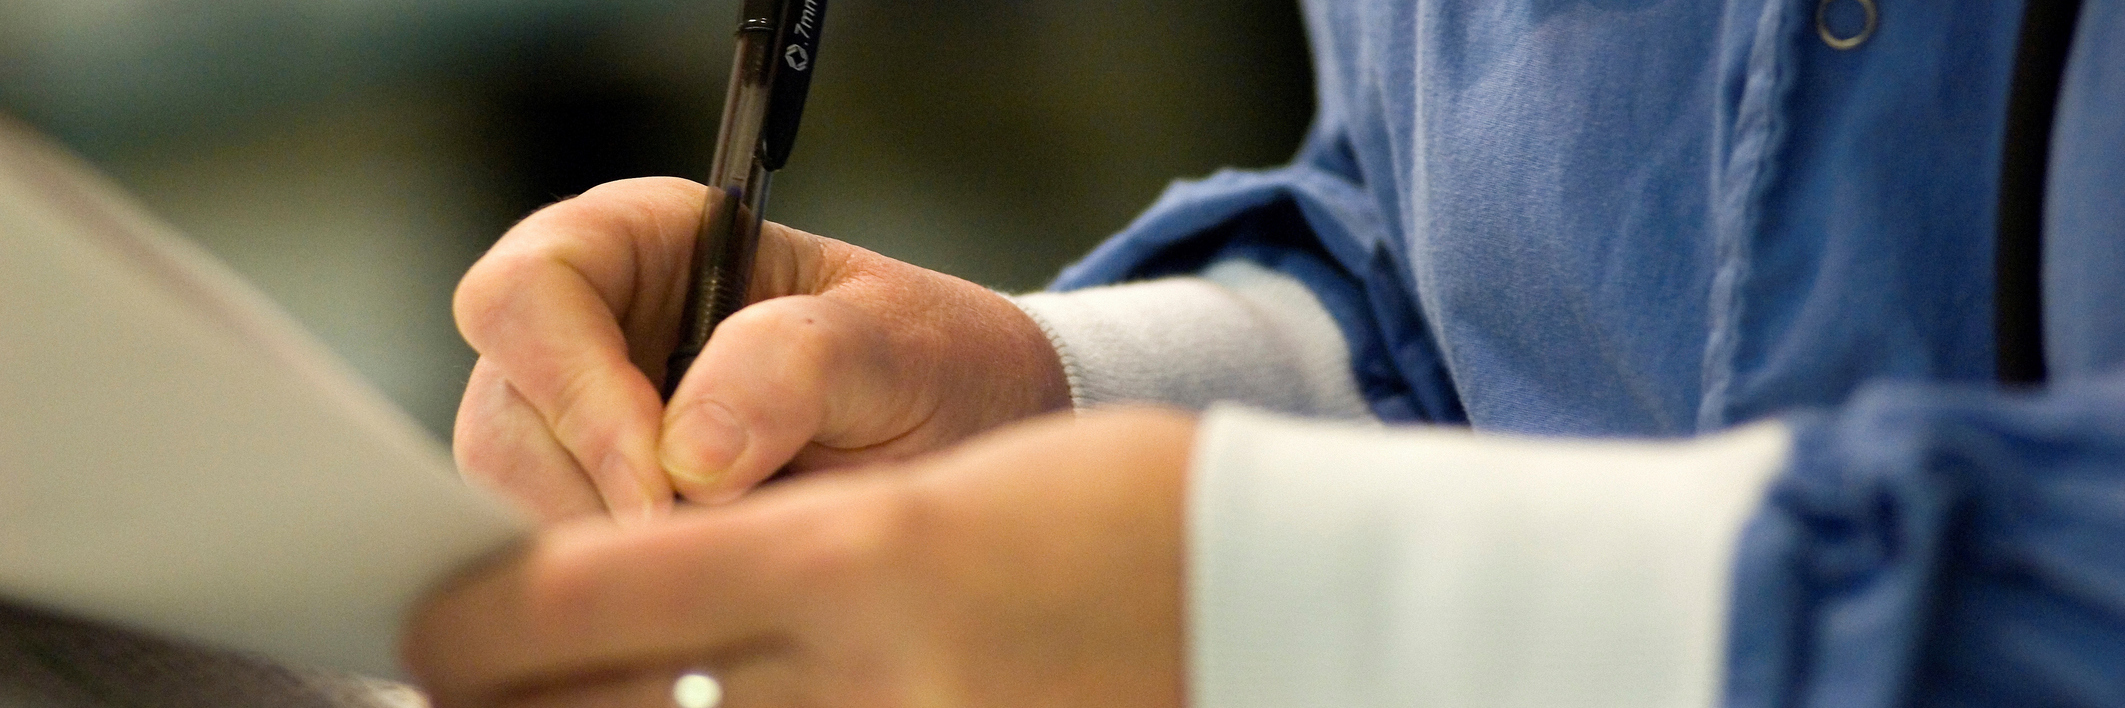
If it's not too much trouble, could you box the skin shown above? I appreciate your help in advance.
[425,177,1194,707]
[406,408,1191,708]
[451,177,1074,522]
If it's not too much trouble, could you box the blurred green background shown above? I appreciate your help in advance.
[0,0,1314,438]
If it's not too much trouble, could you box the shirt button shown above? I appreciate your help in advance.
[1817,0,1879,49]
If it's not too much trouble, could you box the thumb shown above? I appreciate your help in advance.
[658,293,925,503]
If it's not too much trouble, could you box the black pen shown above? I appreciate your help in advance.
[663,0,827,399]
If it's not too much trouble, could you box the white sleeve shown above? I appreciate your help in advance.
[1189,405,1792,708]
[1008,260,1373,420]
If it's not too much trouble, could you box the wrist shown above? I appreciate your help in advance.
[945,282,1071,419]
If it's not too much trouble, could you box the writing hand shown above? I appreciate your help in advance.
[452,177,1069,522]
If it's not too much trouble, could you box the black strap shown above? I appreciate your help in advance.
[1995,0,2085,384]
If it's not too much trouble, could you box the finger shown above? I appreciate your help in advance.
[455,358,607,524]
[471,177,708,370]
[455,178,707,520]
[659,295,925,503]
[403,478,901,694]
[464,268,671,521]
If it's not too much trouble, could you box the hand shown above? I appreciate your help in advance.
[404,407,1194,708]
[452,178,1070,522]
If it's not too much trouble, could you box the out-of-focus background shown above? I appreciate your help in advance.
[0,0,1313,439]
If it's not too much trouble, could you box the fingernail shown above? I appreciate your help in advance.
[661,399,748,498]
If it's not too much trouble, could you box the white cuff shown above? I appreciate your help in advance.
[1009,260,1371,419]
[1189,406,1792,708]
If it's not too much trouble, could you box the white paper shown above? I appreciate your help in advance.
[0,118,527,680]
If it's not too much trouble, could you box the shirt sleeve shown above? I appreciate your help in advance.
[1188,405,1793,708]
[1046,127,1464,425]
[1726,371,2125,708]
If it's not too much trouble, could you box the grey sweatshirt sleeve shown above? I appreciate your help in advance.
[1010,260,1373,420]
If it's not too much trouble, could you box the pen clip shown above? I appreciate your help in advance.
[759,0,826,171]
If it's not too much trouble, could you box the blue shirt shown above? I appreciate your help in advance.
[1057,0,2125,704]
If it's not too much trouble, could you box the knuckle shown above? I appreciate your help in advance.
[451,256,530,341]
[454,251,579,351]
[581,175,700,201]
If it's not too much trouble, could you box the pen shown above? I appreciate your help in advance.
[663,0,827,399]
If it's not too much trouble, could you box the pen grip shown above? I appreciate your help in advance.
[663,182,763,399]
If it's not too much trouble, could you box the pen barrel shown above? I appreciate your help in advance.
[707,5,779,189]
[664,4,782,398]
